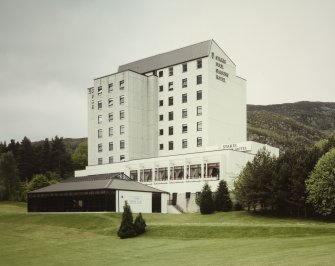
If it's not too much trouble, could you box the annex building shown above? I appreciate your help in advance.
[74,39,279,213]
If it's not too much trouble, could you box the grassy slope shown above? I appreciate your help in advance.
[1,202,335,266]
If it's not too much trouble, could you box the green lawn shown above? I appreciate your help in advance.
[1,202,335,265]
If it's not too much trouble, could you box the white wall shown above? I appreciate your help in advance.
[118,190,152,213]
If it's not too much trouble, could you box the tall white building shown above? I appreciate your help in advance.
[77,40,278,212]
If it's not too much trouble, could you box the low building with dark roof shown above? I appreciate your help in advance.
[28,173,169,213]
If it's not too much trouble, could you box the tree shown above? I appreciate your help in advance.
[199,183,215,214]
[27,172,60,192]
[215,180,232,212]
[0,152,21,200]
[71,141,88,170]
[50,136,73,178]
[117,201,137,239]
[17,137,35,182]
[134,213,146,235]
[306,148,335,216]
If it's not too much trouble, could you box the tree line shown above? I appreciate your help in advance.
[234,135,335,217]
[0,136,87,201]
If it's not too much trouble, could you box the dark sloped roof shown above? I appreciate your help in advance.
[118,40,212,74]
[29,173,167,194]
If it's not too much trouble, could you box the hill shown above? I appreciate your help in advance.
[247,101,335,151]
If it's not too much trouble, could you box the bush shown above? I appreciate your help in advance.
[199,183,215,214]
[117,201,137,239]
[134,213,146,234]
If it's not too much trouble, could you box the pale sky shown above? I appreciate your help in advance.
[0,0,334,143]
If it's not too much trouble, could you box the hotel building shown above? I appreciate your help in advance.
[76,40,278,213]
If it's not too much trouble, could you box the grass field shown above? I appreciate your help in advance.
[1,202,335,265]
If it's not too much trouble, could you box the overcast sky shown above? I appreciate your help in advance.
[0,0,334,143]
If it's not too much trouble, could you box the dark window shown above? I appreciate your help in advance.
[120,110,125,120]
[169,96,173,106]
[182,124,188,133]
[97,86,102,95]
[159,71,163,77]
[119,95,124,105]
[120,125,125,134]
[108,98,113,107]
[159,100,163,106]
[186,192,191,199]
[197,137,202,147]
[98,158,102,165]
[182,109,187,118]
[120,155,125,161]
[109,156,113,164]
[197,90,202,100]
[182,78,187,88]
[182,63,187,72]
[159,129,164,135]
[109,127,113,136]
[98,143,103,152]
[159,85,163,92]
[168,111,173,121]
[109,112,113,122]
[197,59,202,69]
[120,80,124,90]
[182,93,187,103]
[98,115,102,124]
[169,126,174,135]
[120,140,125,149]
[197,121,202,131]
[108,83,113,92]
[98,129,102,138]
[159,114,163,121]
[197,75,202,85]
[182,139,187,148]
[168,82,173,91]
[169,141,174,150]
[169,67,173,76]
[197,106,202,116]
[98,100,102,109]
[109,142,113,151]
[159,144,164,150]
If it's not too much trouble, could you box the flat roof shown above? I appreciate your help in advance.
[29,173,168,194]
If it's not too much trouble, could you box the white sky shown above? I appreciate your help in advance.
[0,0,334,143]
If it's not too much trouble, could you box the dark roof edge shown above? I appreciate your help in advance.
[93,69,145,81]
[211,39,236,66]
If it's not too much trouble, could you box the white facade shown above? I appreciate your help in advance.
[79,40,279,212]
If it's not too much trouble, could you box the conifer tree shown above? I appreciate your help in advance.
[117,201,137,239]
[199,183,215,214]
[215,180,232,212]
[134,213,146,235]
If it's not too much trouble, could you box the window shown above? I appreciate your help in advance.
[98,129,102,138]
[182,139,188,149]
[197,90,202,100]
[108,83,113,93]
[169,126,173,135]
[120,110,125,120]
[120,80,124,90]
[159,100,163,106]
[197,59,202,69]
[197,75,202,85]
[120,140,125,149]
[182,63,187,72]
[169,141,174,150]
[169,67,173,76]
[109,142,113,151]
[186,192,191,199]
[159,71,163,77]
[109,156,113,164]
[120,155,125,161]
[98,158,102,165]
[120,125,125,134]
[182,109,187,118]
[182,93,187,103]
[98,115,102,124]
[119,95,124,105]
[197,137,202,147]
[97,86,102,95]
[182,124,188,133]
[159,143,164,150]
[109,127,113,136]
[168,111,173,121]
[159,114,163,121]
[197,106,202,116]
[98,100,102,109]
[109,112,113,122]
[159,85,163,92]
[182,78,187,88]
[108,98,113,107]
[168,82,173,91]
[98,143,103,152]
[159,129,164,136]
[197,121,202,131]
[168,96,173,106]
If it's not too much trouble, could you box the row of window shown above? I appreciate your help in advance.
[98,140,125,153]
[97,125,125,139]
[159,75,202,92]
[159,121,202,136]
[97,80,124,95]
[98,154,125,165]
[159,106,202,121]
[157,59,202,77]
[98,111,124,124]
[159,90,202,107]
[98,95,124,109]
[159,137,202,151]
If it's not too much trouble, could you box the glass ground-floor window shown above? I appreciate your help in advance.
[206,163,220,178]
[155,167,168,181]
[130,170,138,181]
[140,169,152,182]
[189,164,201,179]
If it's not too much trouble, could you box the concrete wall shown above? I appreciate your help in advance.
[118,190,152,213]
